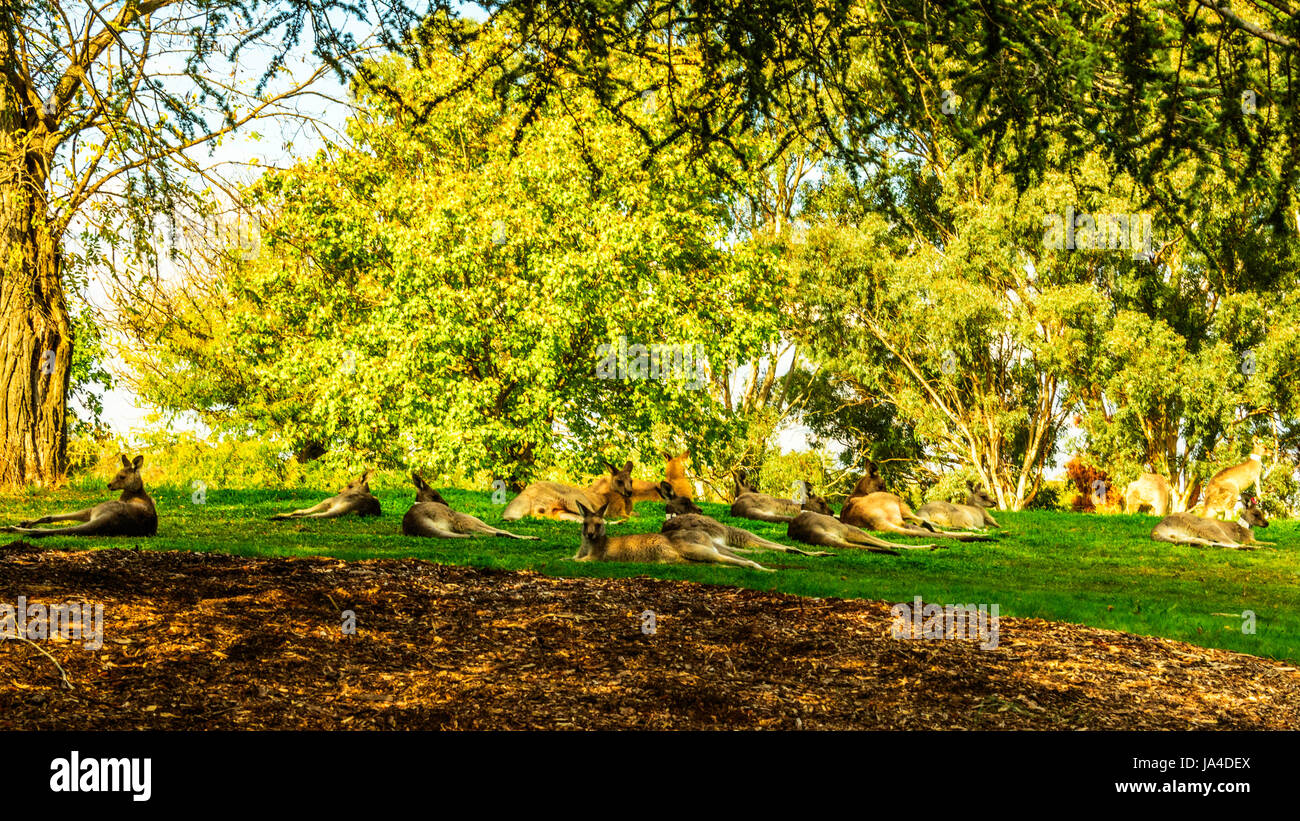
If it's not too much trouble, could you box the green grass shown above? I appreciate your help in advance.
[3,485,1297,663]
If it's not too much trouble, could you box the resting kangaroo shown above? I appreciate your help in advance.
[840,492,994,541]
[270,470,381,520]
[1152,499,1272,550]
[5,455,157,538]
[730,479,827,523]
[1124,466,1172,516]
[787,511,935,554]
[851,461,887,496]
[655,481,702,517]
[587,459,661,506]
[573,501,771,570]
[916,482,1000,530]
[402,474,539,539]
[662,513,830,556]
[662,449,694,499]
[502,462,636,523]
[1200,441,1267,519]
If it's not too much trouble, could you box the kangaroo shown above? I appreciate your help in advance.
[5,455,157,538]
[916,481,1000,530]
[840,492,994,541]
[586,460,658,508]
[1201,440,1267,519]
[402,474,539,539]
[655,481,702,517]
[662,449,694,499]
[502,462,635,523]
[787,511,936,554]
[662,512,831,556]
[573,501,772,570]
[850,460,887,497]
[1152,499,1273,550]
[730,479,826,523]
[270,470,382,520]
[1124,466,1172,516]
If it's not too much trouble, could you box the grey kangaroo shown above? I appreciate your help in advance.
[402,474,539,539]
[573,501,772,570]
[271,470,382,520]
[5,455,157,538]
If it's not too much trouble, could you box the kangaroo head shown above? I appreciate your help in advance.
[342,470,373,494]
[1250,439,1267,460]
[605,460,635,500]
[800,481,833,515]
[108,455,145,492]
[656,481,701,515]
[410,473,447,505]
[576,500,610,542]
[1241,496,1268,528]
[965,481,995,508]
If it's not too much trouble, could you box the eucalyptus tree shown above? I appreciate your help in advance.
[0,0,430,487]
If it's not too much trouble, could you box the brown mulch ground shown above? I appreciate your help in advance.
[0,545,1296,730]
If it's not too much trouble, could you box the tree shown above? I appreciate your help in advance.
[115,21,787,488]
[0,0,427,487]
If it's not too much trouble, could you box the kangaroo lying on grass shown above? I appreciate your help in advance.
[787,511,935,554]
[5,455,157,538]
[840,492,994,542]
[503,462,637,522]
[1151,498,1273,550]
[656,481,702,517]
[730,479,827,523]
[1125,466,1172,516]
[662,513,831,556]
[402,474,539,540]
[270,470,382,520]
[916,482,1000,530]
[1201,440,1267,520]
[573,501,772,570]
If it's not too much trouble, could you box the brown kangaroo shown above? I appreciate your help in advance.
[1152,498,1273,549]
[787,511,935,554]
[1200,440,1267,519]
[502,462,635,523]
[730,479,825,523]
[662,449,694,499]
[573,501,772,570]
[5,455,157,538]
[655,481,702,517]
[270,470,382,520]
[1125,465,1172,516]
[840,492,994,541]
[851,460,887,496]
[402,474,539,539]
[662,512,830,556]
[916,481,1000,529]
[586,460,658,508]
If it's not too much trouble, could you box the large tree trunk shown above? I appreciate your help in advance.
[0,123,72,488]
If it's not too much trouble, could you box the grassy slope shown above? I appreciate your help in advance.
[2,485,1297,663]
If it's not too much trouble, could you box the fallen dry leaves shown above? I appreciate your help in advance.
[0,544,1296,730]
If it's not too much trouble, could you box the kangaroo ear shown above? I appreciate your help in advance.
[656,481,673,499]
[623,460,633,473]
[966,479,975,490]
[597,502,609,518]
[605,461,617,475]
[411,473,423,488]
[120,454,131,469]
[131,455,144,470]
[576,501,591,517]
